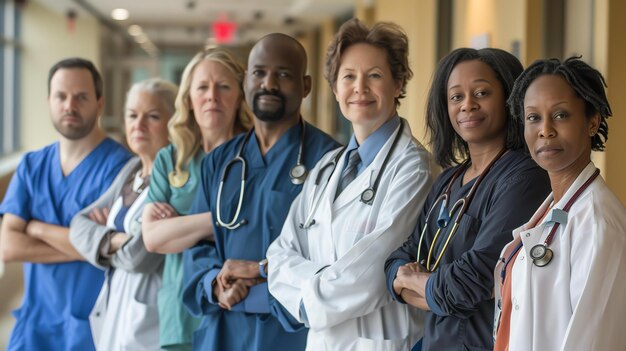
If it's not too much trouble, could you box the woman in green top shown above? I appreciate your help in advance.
[142,47,252,350]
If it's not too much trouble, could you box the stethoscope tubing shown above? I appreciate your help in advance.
[215,120,306,230]
[500,168,600,272]
[299,120,405,229]
[417,147,507,271]
[300,149,345,229]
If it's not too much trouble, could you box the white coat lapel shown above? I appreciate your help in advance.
[308,149,344,262]
[333,122,409,209]
[333,165,374,209]
[327,148,347,209]
[519,194,555,256]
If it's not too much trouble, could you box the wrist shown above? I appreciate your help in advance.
[110,233,128,253]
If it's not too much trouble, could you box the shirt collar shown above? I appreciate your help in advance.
[346,115,400,169]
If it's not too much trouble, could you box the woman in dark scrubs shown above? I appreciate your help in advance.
[384,48,550,351]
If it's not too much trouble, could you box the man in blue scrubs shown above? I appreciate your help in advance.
[183,34,340,350]
[0,58,131,351]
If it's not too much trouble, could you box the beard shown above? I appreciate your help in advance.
[52,112,98,140]
[252,90,286,122]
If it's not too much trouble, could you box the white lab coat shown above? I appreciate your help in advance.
[267,121,432,351]
[494,162,626,351]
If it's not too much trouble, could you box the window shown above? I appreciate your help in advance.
[1,0,21,156]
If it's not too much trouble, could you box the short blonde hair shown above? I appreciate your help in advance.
[169,47,252,178]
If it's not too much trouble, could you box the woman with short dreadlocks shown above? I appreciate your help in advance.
[493,57,626,351]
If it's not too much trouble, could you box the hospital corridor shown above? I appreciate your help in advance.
[2,0,626,350]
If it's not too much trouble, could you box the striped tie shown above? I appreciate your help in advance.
[335,149,361,200]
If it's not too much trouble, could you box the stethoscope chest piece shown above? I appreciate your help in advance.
[360,188,375,204]
[530,244,553,267]
[290,164,308,185]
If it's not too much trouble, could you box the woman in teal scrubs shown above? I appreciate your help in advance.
[141,47,252,350]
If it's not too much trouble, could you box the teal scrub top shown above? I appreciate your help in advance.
[146,144,204,351]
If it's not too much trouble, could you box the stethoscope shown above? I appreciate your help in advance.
[215,119,308,230]
[299,120,405,229]
[416,147,507,272]
[500,168,600,274]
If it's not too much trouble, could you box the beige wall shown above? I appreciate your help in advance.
[596,0,626,202]
[564,0,594,59]
[373,0,437,145]
[453,0,526,61]
[20,1,101,151]
[315,19,338,136]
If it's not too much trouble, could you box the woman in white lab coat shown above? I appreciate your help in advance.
[493,57,626,351]
[70,79,177,350]
[266,19,432,350]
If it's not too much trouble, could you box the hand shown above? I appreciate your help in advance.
[89,208,110,226]
[109,233,130,254]
[398,262,426,275]
[392,275,405,296]
[213,278,259,310]
[217,259,260,288]
[394,262,428,296]
[146,202,178,221]
[400,288,424,308]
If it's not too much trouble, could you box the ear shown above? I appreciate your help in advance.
[589,112,601,136]
[303,75,312,98]
[96,96,105,117]
[331,82,340,102]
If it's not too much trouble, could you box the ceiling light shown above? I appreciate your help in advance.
[127,25,142,36]
[111,8,129,21]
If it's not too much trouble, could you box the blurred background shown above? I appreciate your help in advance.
[1,0,626,347]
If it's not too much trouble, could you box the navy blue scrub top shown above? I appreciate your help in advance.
[182,121,339,351]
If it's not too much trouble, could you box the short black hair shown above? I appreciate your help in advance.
[426,48,524,168]
[48,57,103,99]
[508,56,611,151]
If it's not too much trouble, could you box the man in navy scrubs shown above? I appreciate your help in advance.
[183,34,339,350]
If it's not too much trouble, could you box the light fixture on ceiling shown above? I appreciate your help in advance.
[111,8,129,21]
[128,24,143,36]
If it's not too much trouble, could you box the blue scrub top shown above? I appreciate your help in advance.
[182,121,339,351]
[0,138,131,351]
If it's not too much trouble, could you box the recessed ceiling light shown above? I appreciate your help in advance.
[111,8,129,21]
[128,24,142,36]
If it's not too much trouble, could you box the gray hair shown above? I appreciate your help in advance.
[125,78,178,115]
